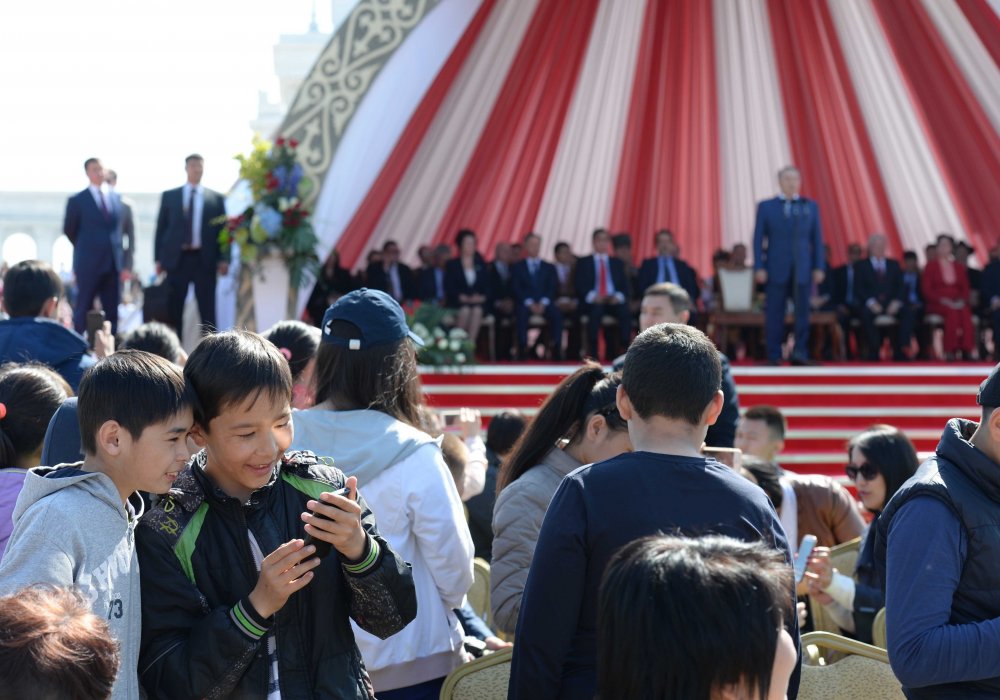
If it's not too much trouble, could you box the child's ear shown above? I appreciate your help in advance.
[702,390,725,427]
[97,420,124,457]
[188,423,208,448]
[616,384,634,422]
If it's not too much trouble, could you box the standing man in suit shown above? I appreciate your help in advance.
[637,229,700,305]
[104,169,135,275]
[575,228,631,360]
[63,157,124,334]
[154,154,227,342]
[512,233,563,360]
[753,166,825,365]
[855,233,912,361]
[365,240,416,304]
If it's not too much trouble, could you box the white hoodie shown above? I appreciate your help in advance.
[0,465,144,700]
[291,408,474,692]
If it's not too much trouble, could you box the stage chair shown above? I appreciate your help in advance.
[467,558,492,628]
[440,647,513,700]
[872,607,887,649]
[717,268,755,312]
[808,537,861,637]
[478,315,496,362]
[800,631,903,700]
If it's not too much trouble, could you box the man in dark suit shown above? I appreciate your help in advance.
[830,242,863,358]
[63,157,124,334]
[753,166,825,365]
[637,229,700,305]
[365,240,416,304]
[154,154,227,342]
[982,250,1000,361]
[417,244,451,305]
[902,250,924,358]
[854,233,913,361]
[512,233,563,360]
[575,228,631,360]
[488,242,517,319]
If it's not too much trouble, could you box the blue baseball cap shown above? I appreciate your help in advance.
[321,288,424,350]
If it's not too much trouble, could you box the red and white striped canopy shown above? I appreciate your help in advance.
[313,0,1000,275]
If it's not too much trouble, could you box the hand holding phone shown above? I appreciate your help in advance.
[793,534,818,584]
[86,310,106,350]
[303,486,352,559]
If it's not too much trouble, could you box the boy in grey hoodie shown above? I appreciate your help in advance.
[0,350,194,700]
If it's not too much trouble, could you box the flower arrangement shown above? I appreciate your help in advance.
[218,136,319,287]
[407,303,476,366]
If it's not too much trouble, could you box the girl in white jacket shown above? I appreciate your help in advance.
[291,289,474,699]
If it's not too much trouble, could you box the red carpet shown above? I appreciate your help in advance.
[421,363,991,481]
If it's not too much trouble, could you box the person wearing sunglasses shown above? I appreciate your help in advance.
[804,425,918,644]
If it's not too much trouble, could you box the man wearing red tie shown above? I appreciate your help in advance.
[575,228,632,360]
[154,154,227,342]
[63,157,124,334]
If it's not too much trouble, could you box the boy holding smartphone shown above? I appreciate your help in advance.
[136,330,416,699]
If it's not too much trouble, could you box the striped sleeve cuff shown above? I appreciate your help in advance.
[342,536,381,577]
[230,598,271,641]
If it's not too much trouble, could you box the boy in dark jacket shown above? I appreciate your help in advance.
[136,330,416,699]
[509,323,800,700]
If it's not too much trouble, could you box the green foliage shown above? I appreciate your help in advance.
[407,303,476,367]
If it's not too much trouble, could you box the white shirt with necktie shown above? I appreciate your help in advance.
[586,254,624,304]
[183,183,204,249]
[89,184,113,217]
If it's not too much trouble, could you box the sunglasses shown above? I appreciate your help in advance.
[845,463,879,481]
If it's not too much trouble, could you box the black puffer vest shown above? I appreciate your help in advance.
[875,419,1000,698]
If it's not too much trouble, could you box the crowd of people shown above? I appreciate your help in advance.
[309,226,999,365]
[2,243,1000,699]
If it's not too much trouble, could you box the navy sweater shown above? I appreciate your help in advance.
[508,451,800,699]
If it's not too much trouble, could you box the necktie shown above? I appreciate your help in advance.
[658,257,666,284]
[184,188,195,247]
[98,190,109,220]
[876,260,885,280]
[598,257,609,297]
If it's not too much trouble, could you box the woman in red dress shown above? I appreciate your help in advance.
[922,235,975,360]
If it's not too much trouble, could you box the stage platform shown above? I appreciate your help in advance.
[421,363,994,482]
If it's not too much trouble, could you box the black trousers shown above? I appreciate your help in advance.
[583,301,631,358]
[861,304,917,359]
[166,251,217,342]
[74,266,119,335]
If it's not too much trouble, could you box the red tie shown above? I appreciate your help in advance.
[598,257,609,297]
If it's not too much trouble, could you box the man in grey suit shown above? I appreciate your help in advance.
[154,154,227,342]
[105,169,135,274]
[63,157,124,334]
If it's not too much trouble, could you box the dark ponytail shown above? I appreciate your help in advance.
[0,363,71,467]
[497,362,624,493]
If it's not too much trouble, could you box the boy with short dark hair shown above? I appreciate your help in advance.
[0,349,195,700]
[509,323,800,700]
[136,330,416,699]
[0,259,106,391]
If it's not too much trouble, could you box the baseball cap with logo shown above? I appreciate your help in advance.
[320,288,424,350]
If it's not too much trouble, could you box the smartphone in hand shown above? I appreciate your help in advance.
[793,534,818,584]
[86,310,106,350]
[303,486,352,558]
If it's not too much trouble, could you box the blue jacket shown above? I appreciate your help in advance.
[63,188,123,274]
[753,197,824,285]
[511,259,558,305]
[509,452,799,699]
[0,318,94,391]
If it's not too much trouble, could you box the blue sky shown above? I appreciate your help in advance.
[0,0,349,193]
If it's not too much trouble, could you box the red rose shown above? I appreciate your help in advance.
[289,139,299,148]
[276,137,286,146]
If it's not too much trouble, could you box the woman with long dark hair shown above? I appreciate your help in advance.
[805,424,919,643]
[290,289,473,699]
[0,363,72,557]
[490,362,631,635]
